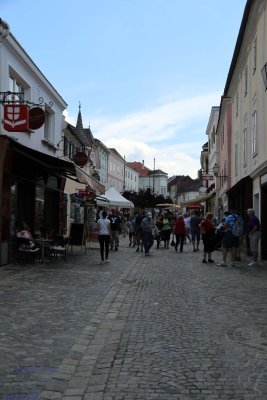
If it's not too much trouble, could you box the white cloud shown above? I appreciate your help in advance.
[65,91,221,178]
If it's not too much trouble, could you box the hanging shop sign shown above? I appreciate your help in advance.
[3,104,29,132]
[73,151,88,167]
[29,107,45,129]
[78,189,95,198]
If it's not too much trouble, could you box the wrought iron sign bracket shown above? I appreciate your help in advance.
[0,91,53,108]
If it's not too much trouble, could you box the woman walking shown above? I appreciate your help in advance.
[173,214,186,252]
[97,211,112,264]
[199,212,216,264]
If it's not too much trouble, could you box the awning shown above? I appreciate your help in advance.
[3,136,105,194]
[186,203,204,209]
[95,196,110,206]
[74,166,105,194]
[5,135,77,180]
[183,192,216,205]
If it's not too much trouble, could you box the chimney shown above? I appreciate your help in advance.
[142,160,144,170]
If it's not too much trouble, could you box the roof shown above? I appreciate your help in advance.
[168,175,202,193]
[127,161,151,176]
[224,0,254,95]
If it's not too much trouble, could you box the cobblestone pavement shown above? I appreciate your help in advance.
[0,237,267,400]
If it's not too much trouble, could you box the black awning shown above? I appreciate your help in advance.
[7,137,77,180]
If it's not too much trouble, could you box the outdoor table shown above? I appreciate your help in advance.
[36,238,53,263]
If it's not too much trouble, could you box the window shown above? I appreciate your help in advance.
[234,143,238,177]
[44,107,55,143]
[8,75,25,103]
[244,65,248,97]
[235,92,239,117]
[253,37,257,74]
[252,111,257,155]
[243,127,247,165]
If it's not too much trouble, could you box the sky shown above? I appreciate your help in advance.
[1,0,247,178]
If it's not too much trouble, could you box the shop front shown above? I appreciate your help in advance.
[0,136,79,265]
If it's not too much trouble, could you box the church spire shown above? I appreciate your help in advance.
[76,101,84,134]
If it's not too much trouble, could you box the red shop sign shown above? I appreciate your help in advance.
[3,104,29,132]
[73,151,88,167]
[29,107,45,130]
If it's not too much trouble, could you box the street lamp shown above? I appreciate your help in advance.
[212,163,228,178]
[200,163,228,179]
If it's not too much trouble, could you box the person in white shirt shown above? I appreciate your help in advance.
[97,211,112,264]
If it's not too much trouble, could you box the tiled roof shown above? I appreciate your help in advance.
[127,162,151,176]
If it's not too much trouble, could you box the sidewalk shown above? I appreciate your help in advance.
[0,237,267,400]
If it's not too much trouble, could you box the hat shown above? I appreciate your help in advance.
[147,212,152,217]
[247,208,254,215]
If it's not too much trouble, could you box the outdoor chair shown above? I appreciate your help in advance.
[49,236,69,262]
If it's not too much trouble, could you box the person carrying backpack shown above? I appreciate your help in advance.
[230,209,244,261]
[217,211,239,267]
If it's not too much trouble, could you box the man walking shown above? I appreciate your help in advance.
[141,211,155,256]
[108,209,121,251]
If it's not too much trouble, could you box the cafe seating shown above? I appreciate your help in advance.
[16,237,40,264]
[49,235,69,262]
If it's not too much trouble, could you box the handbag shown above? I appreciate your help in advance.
[170,235,175,246]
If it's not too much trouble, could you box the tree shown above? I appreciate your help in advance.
[122,189,173,209]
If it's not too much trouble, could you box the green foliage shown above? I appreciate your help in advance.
[122,189,173,209]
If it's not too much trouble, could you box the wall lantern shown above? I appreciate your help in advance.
[212,163,228,178]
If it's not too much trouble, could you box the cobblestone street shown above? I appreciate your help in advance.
[0,237,267,400]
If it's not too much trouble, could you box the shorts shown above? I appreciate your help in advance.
[222,230,239,249]
[249,231,261,252]
[191,229,200,241]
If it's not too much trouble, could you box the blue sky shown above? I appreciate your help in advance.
[2,0,246,178]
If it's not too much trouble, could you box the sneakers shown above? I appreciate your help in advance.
[248,261,258,267]
[217,261,227,267]
[208,259,215,263]
[100,260,105,265]
[105,259,110,264]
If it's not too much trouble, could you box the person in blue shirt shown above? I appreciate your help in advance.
[217,211,238,267]
[247,208,261,267]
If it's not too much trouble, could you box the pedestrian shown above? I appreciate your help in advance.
[190,210,202,252]
[155,213,163,249]
[97,210,111,264]
[127,216,135,246]
[183,213,191,244]
[16,220,40,252]
[217,211,239,268]
[247,208,261,267]
[173,214,186,252]
[199,212,216,264]
[161,211,172,249]
[230,208,244,261]
[141,211,155,256]
[108,209,121,251]
[133,209,144,252]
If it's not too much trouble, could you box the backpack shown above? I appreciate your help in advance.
[232,215,244,237]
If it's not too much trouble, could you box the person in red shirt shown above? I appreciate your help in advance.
[173,214,186,252]
[199,212,216,263]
